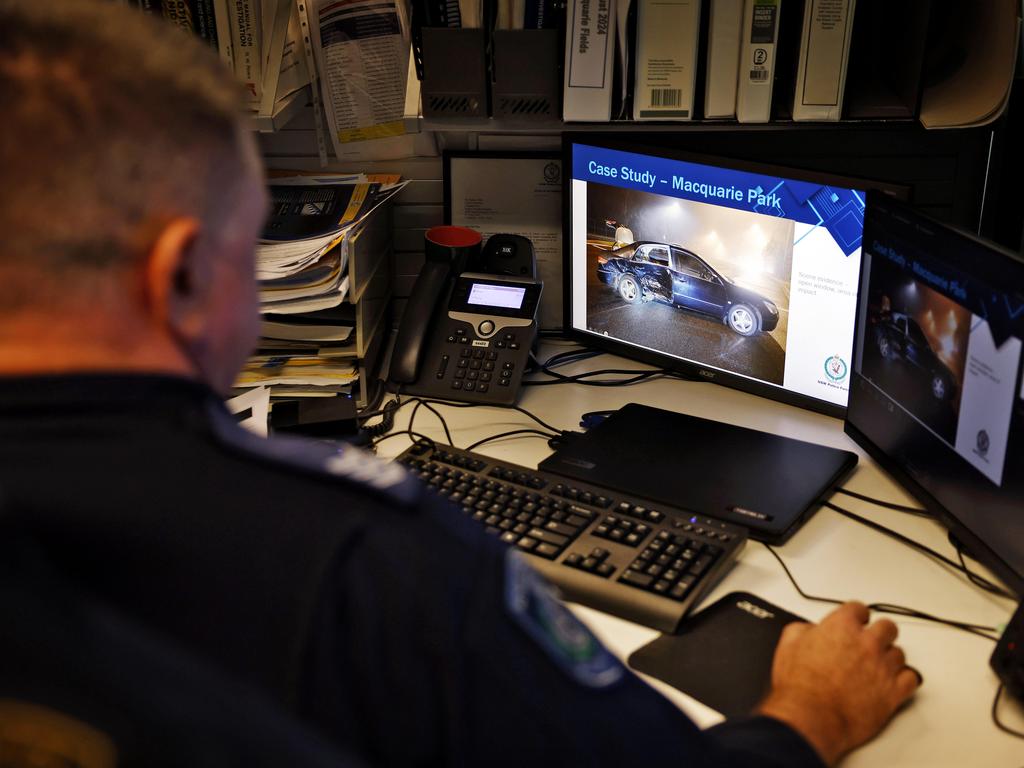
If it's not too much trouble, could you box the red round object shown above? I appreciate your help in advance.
[425,225,481,248]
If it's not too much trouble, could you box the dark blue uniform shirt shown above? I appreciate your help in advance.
[0,375,824,768]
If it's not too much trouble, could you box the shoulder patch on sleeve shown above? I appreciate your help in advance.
[504,550,624,689]
[205,401,422,507]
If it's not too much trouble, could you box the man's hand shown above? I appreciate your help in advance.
[757,602,921,766]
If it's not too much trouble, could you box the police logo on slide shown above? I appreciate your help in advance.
[977,429,990,457]
[824,354,848,382]
[543,162,561,184]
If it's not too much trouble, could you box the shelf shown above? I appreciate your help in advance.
[250,86,310,133]
[404,111,919,135]
[401,66,919,135]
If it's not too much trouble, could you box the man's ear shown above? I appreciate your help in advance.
[143,217,209,340]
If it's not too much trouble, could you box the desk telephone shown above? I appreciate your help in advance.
[389,230,542,406]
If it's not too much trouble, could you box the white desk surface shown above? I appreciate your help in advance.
[375,344,1024,767]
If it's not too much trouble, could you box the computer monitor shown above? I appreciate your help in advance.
[846,193,1024,597]
[563,136,901,416]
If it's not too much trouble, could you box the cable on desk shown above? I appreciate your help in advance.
[359,394,403,439]
[824,501,1015,600]
[834,487,931,517]
[371,429,436,451]
[358,377,387,414]
[407,398,455,447]
[992,684,1024,739]
[953,542,1017,600]
[542,348,603,369]
[763,543,1000,641]
[465,428,560,452]
[525,367,681,387]
[407,398,568,437]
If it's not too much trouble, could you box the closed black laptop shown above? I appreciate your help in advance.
[540,403,857,543]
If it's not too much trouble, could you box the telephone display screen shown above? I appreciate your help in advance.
[468,283,527,309]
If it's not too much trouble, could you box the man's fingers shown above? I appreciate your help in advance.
[779,620,811,646]
[824,601,870,628]
[892,666,922,706]
[865,618,899,649]
[883,644,906,672]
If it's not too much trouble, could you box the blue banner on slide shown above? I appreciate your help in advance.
[573,144,865,256]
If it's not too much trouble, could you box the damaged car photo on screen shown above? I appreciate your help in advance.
[585,183,794,385]
[861,257,970,445]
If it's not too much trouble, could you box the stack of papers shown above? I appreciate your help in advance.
[234,173,405,398]
[236,355,359,389]
[257,174,405,314]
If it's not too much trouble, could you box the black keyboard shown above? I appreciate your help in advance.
[396,443,748,634]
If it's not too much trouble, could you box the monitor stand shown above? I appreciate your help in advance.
[539,403,858,544]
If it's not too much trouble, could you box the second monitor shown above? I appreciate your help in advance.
[563,136,901,416]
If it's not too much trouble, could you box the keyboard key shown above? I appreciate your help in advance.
[534,542,561,559]
[544,521,578,538]
[620,570,653,589]
[527,528,569,547]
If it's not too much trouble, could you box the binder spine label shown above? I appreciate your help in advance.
[746,0,778,85]
[568,0,612,88]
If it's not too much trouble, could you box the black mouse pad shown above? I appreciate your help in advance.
[627,592,806,717]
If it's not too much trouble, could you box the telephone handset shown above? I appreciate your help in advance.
[389,231,541,406]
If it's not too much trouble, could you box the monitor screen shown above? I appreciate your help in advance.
[565,137,882,415]
[846,193,1024,596]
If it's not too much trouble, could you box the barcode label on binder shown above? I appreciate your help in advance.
[650,88,682,107]
[749,69,769,82]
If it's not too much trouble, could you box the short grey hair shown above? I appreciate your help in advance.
[0,0,254,303]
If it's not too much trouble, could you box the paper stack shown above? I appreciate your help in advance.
[236,174,404,399]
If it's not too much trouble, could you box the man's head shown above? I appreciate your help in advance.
[0,0,268,393]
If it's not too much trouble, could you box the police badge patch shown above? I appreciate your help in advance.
[504,550,624,689]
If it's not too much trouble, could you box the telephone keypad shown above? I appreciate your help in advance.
[432,321,534,405]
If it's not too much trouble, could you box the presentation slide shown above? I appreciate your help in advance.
[570,144,866,406]
[860,243,1023,486]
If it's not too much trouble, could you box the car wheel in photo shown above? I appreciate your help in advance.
[727,304,760,336]
[617,275,641,303]
[876,329,892,359]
